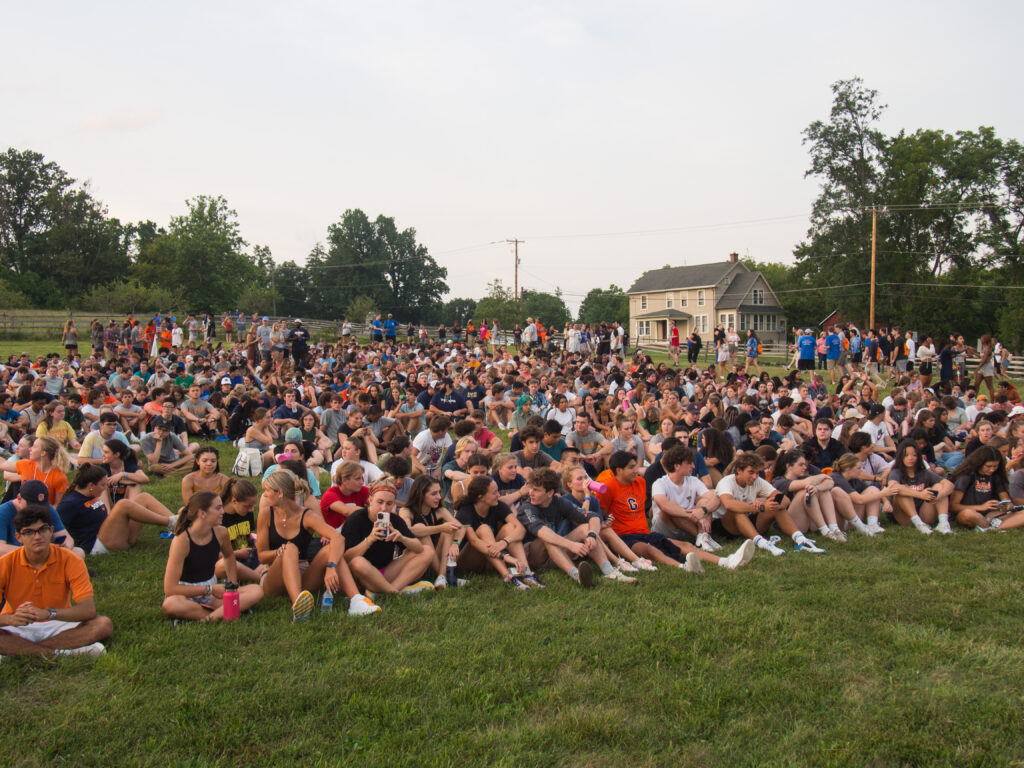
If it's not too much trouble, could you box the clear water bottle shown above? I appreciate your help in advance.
[446,556,458,587]
[320,590,334,613]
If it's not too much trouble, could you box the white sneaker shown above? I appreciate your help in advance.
[721,538,756,569]
[605,568,637,584]
[348,594,381,616]
[935,520,954,535]
[867,521,886,534]
[682,551,704,574]
[756,536,786,557]
[433,574,448,589]
[914,521,934,535]
[616,559,640,573]
[56,642,106,658]
[633,558,658,571]
[166,514,179,531]
[794,538,826,554]
[823,528,847,543]
[401,580,435,595]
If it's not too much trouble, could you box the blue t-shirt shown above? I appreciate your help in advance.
[746,337,758,357]
[0,500,67,545]
[825,334,841,360]
[798,336,816,360]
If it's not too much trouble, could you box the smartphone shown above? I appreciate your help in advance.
[376,511,390,534]
[771,492,785,505]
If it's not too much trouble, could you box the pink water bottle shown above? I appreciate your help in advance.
[587,480,607,495]
[223,582,240,621]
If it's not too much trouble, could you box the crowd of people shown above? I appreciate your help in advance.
[1,310,1021,660]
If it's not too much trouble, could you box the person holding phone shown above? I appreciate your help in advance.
[885,440,954,535]
[949,446,1024,531]
[341,481,434,597]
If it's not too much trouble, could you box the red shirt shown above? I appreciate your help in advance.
[319,485,369,528]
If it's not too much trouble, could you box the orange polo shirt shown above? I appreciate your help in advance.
[595,469,649,536]
[0,544,93,614]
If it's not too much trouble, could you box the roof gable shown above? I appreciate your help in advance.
[628,261,745,294]
[716,271,762,307]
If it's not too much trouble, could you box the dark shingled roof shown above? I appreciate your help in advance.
[716,271,761,307]
[633,308,693,320]
[627,261,738,294]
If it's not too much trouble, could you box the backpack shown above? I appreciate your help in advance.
[232,447,263,477]
[757,342,763,355]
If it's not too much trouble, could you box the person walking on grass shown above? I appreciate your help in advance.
[0,503,113,659]
[162,491,264,624]
[257,469,378,621]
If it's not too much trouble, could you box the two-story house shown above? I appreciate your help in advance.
[627,253,786,348]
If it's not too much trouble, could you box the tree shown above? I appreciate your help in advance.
[270,260,309,317]
[305,210,448,323]
[79,279,183,314]
[473,280,519,330]
[346,295,377,325]
[520,288,571,328]
[577,285,629,325]
[437,297,477,326]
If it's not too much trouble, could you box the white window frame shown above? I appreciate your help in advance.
[636,320,651,337]
[665,296,673,309]
[640,295,647,310]
[697,290,705,307]
[697,314,708,333]
[679,292,687,307]
[752,289,764,305]
[739,314,747,331]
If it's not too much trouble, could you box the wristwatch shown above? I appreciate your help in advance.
[47,607,57,620]
[326,562,337,569]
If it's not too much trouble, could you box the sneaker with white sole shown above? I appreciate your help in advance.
[682,551,705,574]
[505,575,530,591]
[867,521,886,534]
[573,561,595,588]
[721,538,756,569]
[520,573,546,589]
[914,521,934,535]
[605,568,637,584]
[348,594,381,616]
[794,538,826,554]
[756,536,786,556]
[823,528,847,543]
[433,574,448,589]
[55,642,106,658]
[695,532,715,552]
[292,590,314,622]
[616,559,640,573]
[935,520,954,535]
[990,517,1003,529]
[166,514,179,531]
[401,580,434,595]
[633,558,658,571]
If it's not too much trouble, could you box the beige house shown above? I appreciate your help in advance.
[627,253,786,347]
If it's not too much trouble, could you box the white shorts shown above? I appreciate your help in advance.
[90,538,110,556]
[2,618,81,643]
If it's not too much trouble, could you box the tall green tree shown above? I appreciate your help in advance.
[577,285,629,325]
[521,288,571,328]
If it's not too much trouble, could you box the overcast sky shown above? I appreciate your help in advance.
[4,2,1022,314]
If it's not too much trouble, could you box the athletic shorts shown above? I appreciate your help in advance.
[90,538,110,556]
[619,532,683,562]
[852,352,863,363]
[798,358,815,371]
[826,358,838,369]
[180,575,217,607]
[2,618,81,643]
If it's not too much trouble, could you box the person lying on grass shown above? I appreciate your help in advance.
[256,469,378,621]
[454,476,538,590]
[342,481,435,597]
[949,445,1024,531]
[162,491,264,623]
[560,465,655,574]
[714,451,826,556]
[56,464,177,556]
[518,467,634,587]
[398,475,465,589]
[885,439,955,535]
[596,450,756,573]
[0,503,113,659]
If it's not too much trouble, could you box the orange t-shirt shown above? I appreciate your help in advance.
[0,544,93,614]
[595,469,649,536]
[16,459,69,505]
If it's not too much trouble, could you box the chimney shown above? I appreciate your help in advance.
[729,252,738,263]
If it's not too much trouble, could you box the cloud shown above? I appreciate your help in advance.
[79,106,158,133]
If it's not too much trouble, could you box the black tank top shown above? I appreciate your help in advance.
[267,506,312,555]
[180,529,221,583]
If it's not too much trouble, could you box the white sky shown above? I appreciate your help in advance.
[3,1,1022,314]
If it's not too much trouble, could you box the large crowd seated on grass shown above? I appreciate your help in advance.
[1,312,1023,657]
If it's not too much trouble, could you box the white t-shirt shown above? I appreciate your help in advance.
[651,474,708,536]
[857,420,890,448]
[714,474,776,518]
[328,457,382,484]
[412,429,453,473]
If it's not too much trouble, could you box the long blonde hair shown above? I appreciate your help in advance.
[35,435,70,474]
[263,468,311,500]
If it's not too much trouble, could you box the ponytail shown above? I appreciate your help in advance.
[177,491,219,535]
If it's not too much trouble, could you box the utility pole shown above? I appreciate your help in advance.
[869,207,877,330]
[506,239,524,301]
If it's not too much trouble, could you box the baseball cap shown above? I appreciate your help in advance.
[262,316,269,321]
[686,403,701,415]
[220,377,232,385]
[843,408,862,420]
[1008,405,1024,418]
[284,427,304,441]
[868,403,886,418]
[294,318,302,324]
[18,480,49,504]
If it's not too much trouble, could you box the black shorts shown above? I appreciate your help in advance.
[919,361,932,376]
[620,532,683,562]
[852,352,863,363]
[798,358,815,371]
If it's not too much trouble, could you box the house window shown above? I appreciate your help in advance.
[636,321,651,337]
[697,290,705,306]
[640,296,647,310]
[665,296,673,309]
[696,315,708,333]
[679,293,687,307]
[719,313,735,329]
[739,314,747,331]
[750,314,776,332]
[752,289,764,305]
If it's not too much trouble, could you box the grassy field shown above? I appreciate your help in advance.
[3,339,1024,766]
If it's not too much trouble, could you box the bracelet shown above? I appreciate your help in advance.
[326,561,337,569]
[204,584,212,596]
[499,537,509,546]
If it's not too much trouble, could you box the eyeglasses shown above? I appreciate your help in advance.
[19,524,52,538]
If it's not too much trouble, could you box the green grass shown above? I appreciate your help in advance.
[2,439,1024,766]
